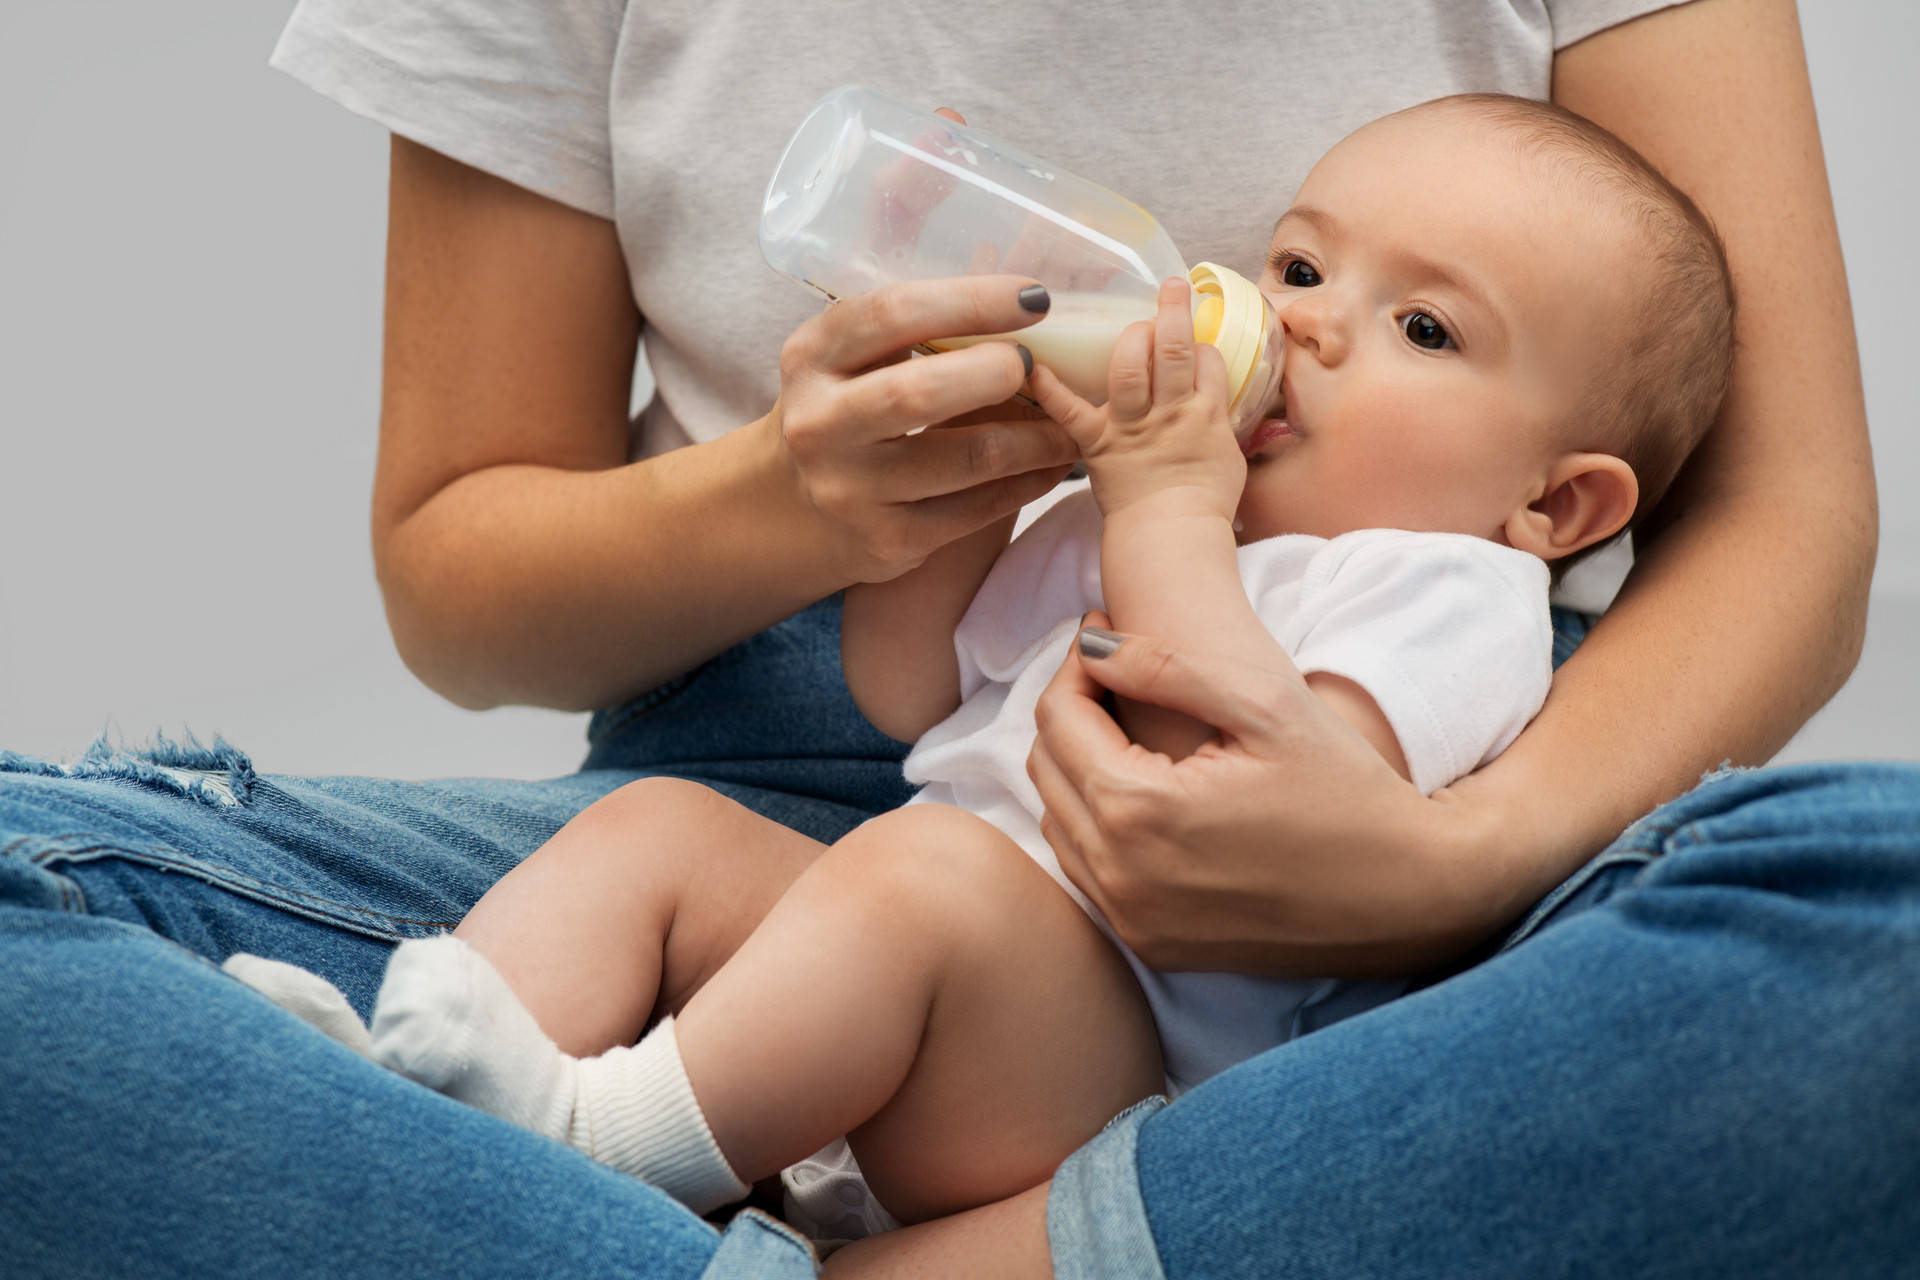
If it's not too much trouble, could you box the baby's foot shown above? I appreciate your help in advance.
[370,937,748,1214]
[368,934,577,1144]
[221,953,372,1057]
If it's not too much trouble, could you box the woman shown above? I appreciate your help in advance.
[2,1,1911,1276]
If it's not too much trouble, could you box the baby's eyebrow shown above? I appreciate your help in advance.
[1389,249,1500,327]
[1274,205,1334,237]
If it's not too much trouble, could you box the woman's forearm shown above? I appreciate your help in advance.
[375,137,1073,713]
[1450,469,1874,921]
[377,414,847,711]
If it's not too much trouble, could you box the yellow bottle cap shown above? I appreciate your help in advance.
[1192,292,1226,346]
[1189,261,1270,414]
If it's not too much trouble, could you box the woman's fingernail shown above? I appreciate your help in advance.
[1018,285,1051,313]
[1015,342,1034,378]
[1078,627,1123,660]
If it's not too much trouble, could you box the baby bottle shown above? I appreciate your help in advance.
[759,86,1283,442]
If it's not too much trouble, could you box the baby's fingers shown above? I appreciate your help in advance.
[1151,277,1197,403]
[1028,362,1103,452]
[1106,321,1155,423]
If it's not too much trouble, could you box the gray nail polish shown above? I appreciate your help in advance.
[1077,627,1123,659]
[1018,284,1051,313]
[1016,342,1034,378]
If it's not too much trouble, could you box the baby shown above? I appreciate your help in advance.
[229,93,1734,1244]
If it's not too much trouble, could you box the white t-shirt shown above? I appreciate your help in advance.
[269,0,1683,465]
[907,489,1554,1089]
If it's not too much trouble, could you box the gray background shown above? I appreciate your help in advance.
[2,3,1915,781]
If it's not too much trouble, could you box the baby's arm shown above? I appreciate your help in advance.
[1097,493,1409,777]
[842,517,1016,743]
[1030,279,1410,776]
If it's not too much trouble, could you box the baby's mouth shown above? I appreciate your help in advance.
[1240,386,1295,458]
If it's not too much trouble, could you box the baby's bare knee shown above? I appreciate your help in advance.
[832,805,1054,940]
[566,776,732,846]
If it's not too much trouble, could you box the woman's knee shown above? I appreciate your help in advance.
[1637,762,1920,899]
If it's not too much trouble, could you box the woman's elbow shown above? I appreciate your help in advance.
[376,570,502,711]
[1828,503,1878,691]
[372,520,515,711]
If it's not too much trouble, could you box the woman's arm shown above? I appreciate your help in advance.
[1458,0,1875,909]
[373,137,1074,711]
[1027,0,1873,972]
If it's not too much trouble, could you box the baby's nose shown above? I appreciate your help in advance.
[1279,306,1339,364]
[1279,312,1315,352]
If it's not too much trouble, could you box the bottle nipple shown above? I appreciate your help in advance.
[1189,262,1284,444]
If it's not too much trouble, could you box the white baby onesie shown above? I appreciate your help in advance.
[784,488,1553,1238]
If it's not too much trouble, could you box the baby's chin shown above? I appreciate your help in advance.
[1231,509,1286,545]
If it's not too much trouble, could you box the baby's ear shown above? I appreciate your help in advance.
[1504,453,1637,562]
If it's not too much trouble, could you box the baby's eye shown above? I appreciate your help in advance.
[1402,311,1452,350]
[1279,259,1321,288]
[1266,249,1321,288]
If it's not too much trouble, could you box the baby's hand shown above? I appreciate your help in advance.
[1029,277,1246,521]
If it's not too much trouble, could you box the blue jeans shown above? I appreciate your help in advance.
[4,599,1917,1276]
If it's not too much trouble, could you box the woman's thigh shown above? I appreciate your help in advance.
[0,593,910,1011]
[583,594,915,835]
[1046,761,1920,1279]
[0,598,897,1277]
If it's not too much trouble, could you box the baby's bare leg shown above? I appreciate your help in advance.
[676,803,1164,1224]
[455,776,827,1055]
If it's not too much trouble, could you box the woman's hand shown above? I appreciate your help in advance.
[769,274,1077,584]
[1028,613,1505,977]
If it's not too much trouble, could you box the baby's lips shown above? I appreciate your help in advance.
[1240,418,1293,457]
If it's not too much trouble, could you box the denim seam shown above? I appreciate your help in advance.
[3,835,86,913]
[590,668,703,744]
[698,1208,817,1279]
[1496,843,1661,955]
[1047,1096,1169,1280]
[17,835,455,940]
[1495,767,1753,953]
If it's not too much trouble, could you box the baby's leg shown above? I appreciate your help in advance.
[368,777,829,1203]
[455,776,828,1054]
[676,803,1163,1225]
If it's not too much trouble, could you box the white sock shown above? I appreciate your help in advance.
[367,934,575,1144]
[573,1019,750,1215]
[221,953,372,1057]
[367,935,748,1214]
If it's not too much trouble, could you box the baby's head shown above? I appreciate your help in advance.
[1236,94,1735,572]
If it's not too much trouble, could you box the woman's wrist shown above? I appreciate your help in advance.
[735,403,866,592]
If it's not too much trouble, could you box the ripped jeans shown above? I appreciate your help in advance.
[4,596,1918,1278]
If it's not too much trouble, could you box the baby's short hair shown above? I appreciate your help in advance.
[1414,93,1736,557]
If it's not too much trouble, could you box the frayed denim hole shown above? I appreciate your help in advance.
[0,732,256,809]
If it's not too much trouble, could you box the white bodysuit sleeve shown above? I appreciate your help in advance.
[1259,531,1555,796]
[950,490,1105,702]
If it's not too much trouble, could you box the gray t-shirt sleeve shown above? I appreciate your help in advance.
[1547,0,1690,51]
[268,0,621,219]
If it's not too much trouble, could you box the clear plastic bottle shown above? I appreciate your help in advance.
[760,86,1282,442]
